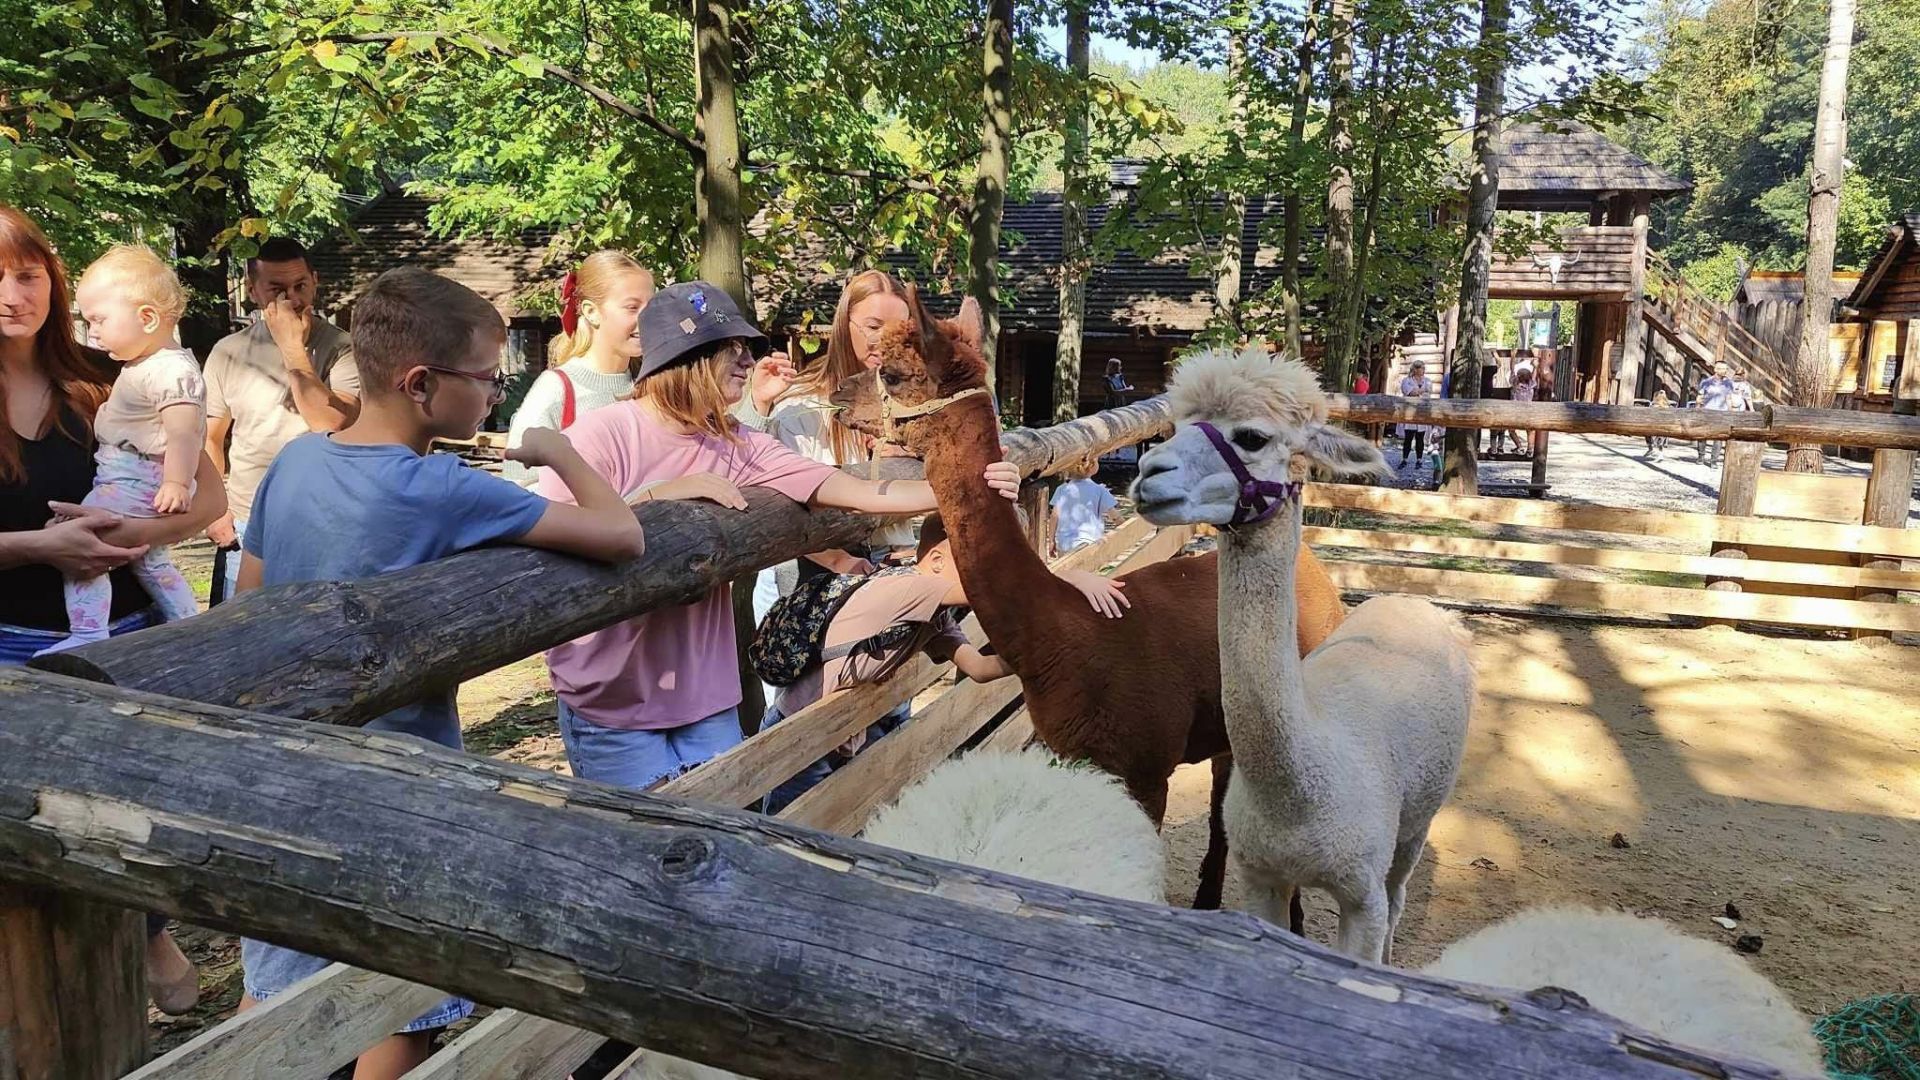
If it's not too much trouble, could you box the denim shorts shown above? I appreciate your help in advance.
[557,700,743,791]
[0,609,153,666]
[241,937,472,1032]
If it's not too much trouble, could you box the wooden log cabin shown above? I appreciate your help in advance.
[1838,212,1920,414]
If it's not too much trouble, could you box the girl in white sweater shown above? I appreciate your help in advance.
[502,251,654,486]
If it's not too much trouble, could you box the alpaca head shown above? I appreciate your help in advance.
[828,285,992,455]
[1133,346,1387,528]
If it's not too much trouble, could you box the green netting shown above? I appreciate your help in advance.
[1819,995,1920,1080]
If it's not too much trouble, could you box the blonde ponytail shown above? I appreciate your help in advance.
[547,250,654,368]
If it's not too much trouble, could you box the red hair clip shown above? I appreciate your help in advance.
[560,271,581,336]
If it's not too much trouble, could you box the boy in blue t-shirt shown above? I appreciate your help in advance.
[234,268,645,1078]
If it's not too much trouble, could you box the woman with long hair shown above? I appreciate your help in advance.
[501,250,655,486]
[0,204,226,1014]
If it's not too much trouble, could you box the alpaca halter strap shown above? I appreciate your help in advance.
[1193,421,1302,526]
[873,368,992,443]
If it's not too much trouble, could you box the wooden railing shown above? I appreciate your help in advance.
[1645,251,1794,403]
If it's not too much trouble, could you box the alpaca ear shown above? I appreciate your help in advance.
[905,283,941,360]
[952,296,986,351]
[1302,423,1393,484]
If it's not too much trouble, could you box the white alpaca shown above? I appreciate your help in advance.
[862,746,1167,903]
[636,747,1166,1079]
[1132,347,1472,962]
[1423,907,1825,1076]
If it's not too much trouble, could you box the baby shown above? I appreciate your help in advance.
[42,245,205,652]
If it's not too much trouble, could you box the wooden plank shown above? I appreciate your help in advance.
[1113,524,1199,575]
[125,963,447,1080]
[406,1009,604,1080]
[0,885,145,1080]
[1322,561,1920,633]
[778,675,1026,835]
[1050,514,1154,575]
[1857,447,1918,640]
[1300,527,1920,591]
[979,708,1035,754]
[1306,482,1920,559]
[1707,441,1765,625]
[1754,470,1868,522]
[1325,394,1920,450]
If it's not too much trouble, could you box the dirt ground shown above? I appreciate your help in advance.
[152,614,1917,1052]
[1164,613,1920,1016]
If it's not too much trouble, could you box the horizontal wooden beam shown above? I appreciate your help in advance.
[1326,395,1920,450]
[1302,526,1920,591]
[1323,561,1920,633]
[0,669,1787,1080]
[1307,482,1920,560]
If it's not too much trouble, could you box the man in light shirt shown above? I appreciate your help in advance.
[202,238,361,601]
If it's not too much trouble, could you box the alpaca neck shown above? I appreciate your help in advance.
[919,397,1075,671]
[1216,500,1320,795]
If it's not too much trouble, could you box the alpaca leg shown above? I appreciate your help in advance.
[1333,883,1391,963]
[1244,870,1301,936]
[1193,755,1230,910]
[1383,836,1427,966]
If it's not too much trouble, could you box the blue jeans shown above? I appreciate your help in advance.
[0,609,154,666]
[760,700,910,814]
[242,937,472,1032]
[557,700,743,791]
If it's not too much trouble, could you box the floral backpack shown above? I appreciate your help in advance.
[749,566,919,687]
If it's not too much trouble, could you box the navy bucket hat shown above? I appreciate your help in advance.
[637,281,770,379]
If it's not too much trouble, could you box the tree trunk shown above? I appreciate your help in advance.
[692,0,748,313]
[1789,0,1855,474]
[1214,0,1250,338]
[1443,0,1508,495]
[1279,0,1318,360]
[1054,0,1090,424]
[0,669,1792,1080]
[1340,42,1395,380]
[969,0,1015,391]
[1321,0,1357,391]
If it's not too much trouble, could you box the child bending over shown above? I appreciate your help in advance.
[233,268,644,1079]
[760,512,1126,812]
[537,281,1020,793]
[41,246,203,652]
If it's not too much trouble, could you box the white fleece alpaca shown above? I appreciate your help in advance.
[1133,347,1472,962]
[1424,907,1825,1076]
[863,746,1167,903]
[636,748,1166,1079]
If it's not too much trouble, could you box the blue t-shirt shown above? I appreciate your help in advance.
[244,434,550,747]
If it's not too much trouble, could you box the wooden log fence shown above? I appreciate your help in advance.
[1325,393,1920,450]
[0,668,1795,1080]
[106,512,1172,1078]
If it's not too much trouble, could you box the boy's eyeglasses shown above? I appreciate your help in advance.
[403,364,509,402]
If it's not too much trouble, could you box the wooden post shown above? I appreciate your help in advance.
[1707,439,1765,628]
[0,670,1790,1080]
[0,885,146,1079]
[1018,480,1052,556]
[1614,199,1651,405]
[1855,395,1916,637]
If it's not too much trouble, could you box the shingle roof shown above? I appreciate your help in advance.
[1735,269,1861,305]
[1844,211,1920,309]
[307,194,563,319]
[1496,122,1690,207]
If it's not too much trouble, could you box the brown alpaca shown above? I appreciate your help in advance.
[830,290,1350,912]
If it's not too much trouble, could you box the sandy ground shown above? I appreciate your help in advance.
[1163,613,1920,1016]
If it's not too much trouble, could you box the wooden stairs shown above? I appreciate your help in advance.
[1640,252,1793,404]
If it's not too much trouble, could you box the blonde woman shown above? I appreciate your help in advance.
[501,251,655,486]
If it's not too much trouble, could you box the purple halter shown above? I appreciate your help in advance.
[1193,421,1303,526]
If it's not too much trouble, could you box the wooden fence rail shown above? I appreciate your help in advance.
[1326,394,1920,449]
[0,669,1792,1080]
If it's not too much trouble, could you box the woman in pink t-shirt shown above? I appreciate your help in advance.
[538,281,1017,790]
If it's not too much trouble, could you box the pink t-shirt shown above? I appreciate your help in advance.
[538,401,839,730]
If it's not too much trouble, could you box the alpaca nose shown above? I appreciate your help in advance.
[1137,449,1174,483]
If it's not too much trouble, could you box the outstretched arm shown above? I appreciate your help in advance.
[810,462,1020,515]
